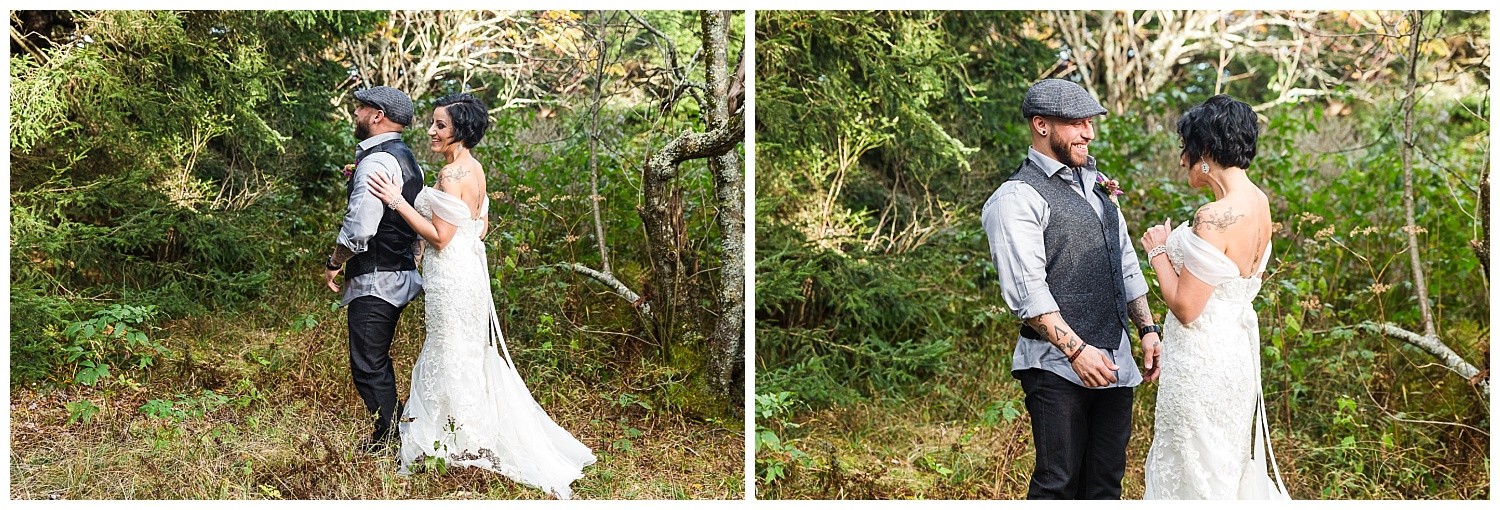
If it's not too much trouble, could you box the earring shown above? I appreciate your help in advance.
[1200,162,1210,174]
[1040,131,1047,136]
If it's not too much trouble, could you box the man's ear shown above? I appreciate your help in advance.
[1030,116,1048,136]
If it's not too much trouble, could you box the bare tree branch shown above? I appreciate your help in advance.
[1356,322,1487,398]
[561,263,652,321]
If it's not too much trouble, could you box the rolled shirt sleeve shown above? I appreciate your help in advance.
[335,151,402,254]
[982,182,1058,320]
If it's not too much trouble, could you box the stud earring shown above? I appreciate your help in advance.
[1200,162,1210,174]
[1040,131,1047,136]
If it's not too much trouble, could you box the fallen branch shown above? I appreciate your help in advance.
[561,263,653,321]
[1356,321,1488,398]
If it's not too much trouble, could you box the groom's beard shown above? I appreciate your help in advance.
[1048,133,1087,167]
[354,118,372,140]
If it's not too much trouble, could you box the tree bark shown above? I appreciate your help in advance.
[701,10,745,401]
[1474,167,1489,275]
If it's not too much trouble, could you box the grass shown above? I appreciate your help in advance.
[755,333,1489,500]
[10,273,744,500]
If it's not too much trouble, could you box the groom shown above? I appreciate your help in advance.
[323,85,425,453]
[981,79,1163,499]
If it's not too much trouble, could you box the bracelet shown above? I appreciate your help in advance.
[1067,345,1086,363]
[325,255,341,271]
[1147,244,1168,260]
[387,199,403,210]
[1138,324,1162,338]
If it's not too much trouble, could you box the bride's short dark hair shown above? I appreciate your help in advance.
[1177,94,1259,169]
[434,93,489,149]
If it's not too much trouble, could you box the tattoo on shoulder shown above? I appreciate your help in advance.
[1193,205,1243,233]
[439,166,470,184]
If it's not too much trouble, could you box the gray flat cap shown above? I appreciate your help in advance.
[1021,79,1107,120]
[353,86,414,126]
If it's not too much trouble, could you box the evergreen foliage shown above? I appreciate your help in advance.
[755,10,1488,499]
[11,11,382,384]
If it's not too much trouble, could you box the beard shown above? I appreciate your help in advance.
[1048,133,1086,167]
[353,117,372,140]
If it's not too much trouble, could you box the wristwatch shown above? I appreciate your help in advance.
[325,255,342,271]
[1138,324,1162,338]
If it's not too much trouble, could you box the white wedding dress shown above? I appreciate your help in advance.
[1143,222,1285,499]
[397,187,596,499]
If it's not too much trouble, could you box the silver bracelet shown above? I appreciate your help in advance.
[387,199,402,210]
[1147,244,1168,260]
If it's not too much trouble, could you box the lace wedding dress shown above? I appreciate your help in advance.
[397,187,596,499]
[1143,222,1285,499]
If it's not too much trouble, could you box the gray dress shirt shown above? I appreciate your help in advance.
[981,147,1148,388]
[336,132,423,307]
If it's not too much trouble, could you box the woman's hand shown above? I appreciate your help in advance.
[1140,218,1173,257]
[367,171,404,208]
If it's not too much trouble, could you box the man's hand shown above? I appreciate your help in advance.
[1071,345,1120,388]
[1140,331,1162,382]
[325,267,341,293]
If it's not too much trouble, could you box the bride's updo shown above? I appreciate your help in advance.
[1176,94,1259,170]
[435,93,489,148]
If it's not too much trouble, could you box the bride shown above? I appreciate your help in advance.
[368,93,595,499]
[1139,95,1287,499]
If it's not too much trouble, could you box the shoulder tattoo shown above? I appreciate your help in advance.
[439,165,471,184]
[1193,205,1243,233]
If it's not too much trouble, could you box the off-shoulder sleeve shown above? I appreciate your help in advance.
[424,188,474,226]
[1176,225,1242,287]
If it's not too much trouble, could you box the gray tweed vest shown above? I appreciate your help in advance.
[1009,157,1130,350]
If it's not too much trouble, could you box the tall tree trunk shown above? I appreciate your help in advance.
[587,11,612,275]
[700,10,745,401]
[1399,11,1437,340]
[1384,10,1487,398]
[1475,167,1489,275]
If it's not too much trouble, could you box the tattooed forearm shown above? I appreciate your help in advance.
[1193,205,1243,233]
[1054,325,1081,353]
[329,244,356,266]
[1027,312,1083,355]
[1024,312,1055,332]
[1127,296,1155,328]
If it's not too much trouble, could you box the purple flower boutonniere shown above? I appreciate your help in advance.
[1096,174,1124,205]
[340,163,356,181]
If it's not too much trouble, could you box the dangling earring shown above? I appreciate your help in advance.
[1200,162,1210,174]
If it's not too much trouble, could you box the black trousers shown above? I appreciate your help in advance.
[347,295,405,440]
[1017,368,1134,500]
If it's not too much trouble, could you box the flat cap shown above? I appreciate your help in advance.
[353,86,415,126]
[1021,79,1107,120]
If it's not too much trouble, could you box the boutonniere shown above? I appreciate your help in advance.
[340,163,356,180]
[1096,174,1123,205]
